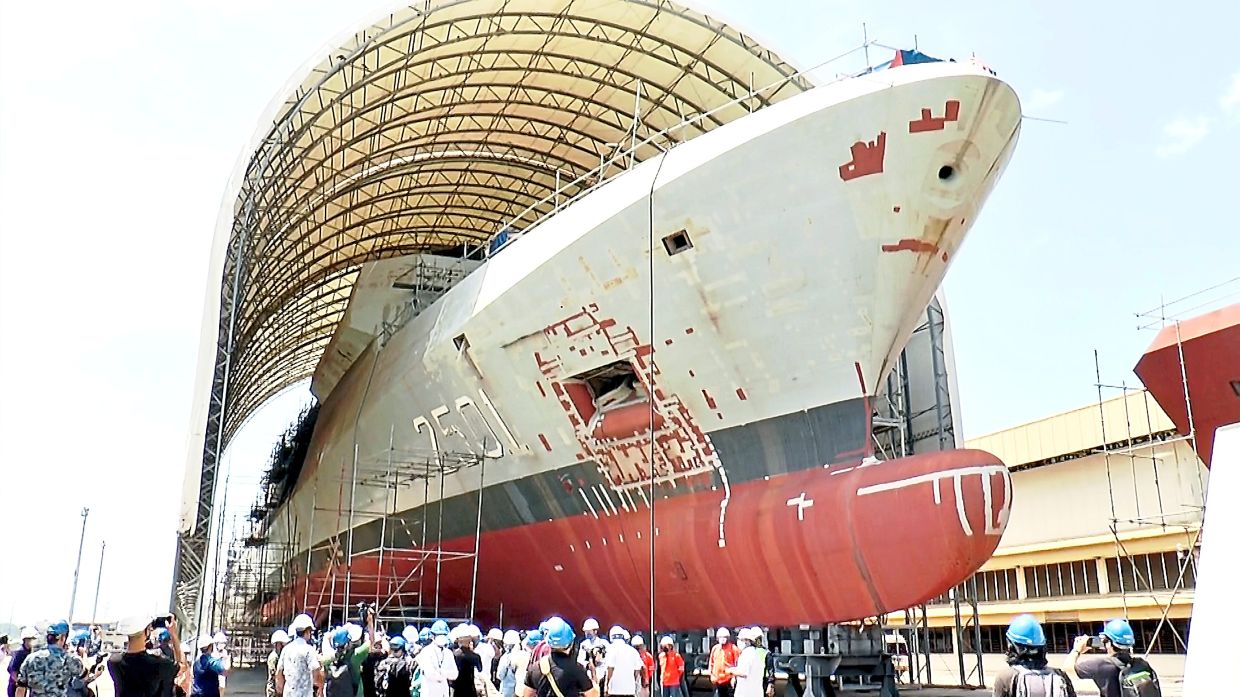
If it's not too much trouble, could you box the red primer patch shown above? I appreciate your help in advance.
[685,327,695,335]
[702,390,718,409]
[881,238,940,255]
[538,434,552,452]
[736,388,748,400]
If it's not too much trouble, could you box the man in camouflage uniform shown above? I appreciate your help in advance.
[16,622,83,697]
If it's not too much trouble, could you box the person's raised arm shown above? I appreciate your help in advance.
[1062,636,1090,676]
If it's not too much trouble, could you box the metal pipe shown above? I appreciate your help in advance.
[68,508,89,622]
[90,541,106,625]
[469,449,486,619]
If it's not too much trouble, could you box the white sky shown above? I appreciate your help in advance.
[1,0,1237,627]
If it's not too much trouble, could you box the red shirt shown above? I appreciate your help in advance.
[659,650,684,687]
[638,650,655,684]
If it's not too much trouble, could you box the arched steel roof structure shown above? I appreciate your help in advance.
[175,0,814,627]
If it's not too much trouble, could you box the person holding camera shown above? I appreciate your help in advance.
[107,616,186,697]
[67,631,105,697]
[1064,619,1160,697]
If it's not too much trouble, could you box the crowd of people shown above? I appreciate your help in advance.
[0,611,1161,697]
[261,612,773,697]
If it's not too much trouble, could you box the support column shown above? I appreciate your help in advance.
[1015,566,1028,600]
[1096,557,1111,595]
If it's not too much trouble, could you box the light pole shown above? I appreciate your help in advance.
[90,541,106,625]
[68,507,89,623]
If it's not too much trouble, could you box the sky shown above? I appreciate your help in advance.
[1,0,1237,626]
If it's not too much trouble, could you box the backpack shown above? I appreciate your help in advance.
[1009,664,1071,697]
[1118,657,1161,697]
[327,655,357,697]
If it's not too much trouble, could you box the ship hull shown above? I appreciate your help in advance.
[265,60,1022,628]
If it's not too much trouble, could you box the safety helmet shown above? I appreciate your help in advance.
[659,636,674,647]
[213,631,228,647]
[419,627,434,643]
[544,617,575,650]
[47,621,70,638]
[525,630,542,647]
[196,635,215,650]
[449,625,466,642]
[70,630,91,647]
[401,626,418,644]
[345,623,363,642]
[1005,614,1046,648]
[390,637,407,651]
[582,618,599,632]
[20,627,39,640]
[290,614,314,633]
[503,630,520,646]
[431,620,450,636]
[466,624,483,639]
[155,628,171,643]
[487,628,504,642]
[609,625,628,640]
[631,635,644,647]
[331,627,351,649]
[715,627,730,640]
[1102,619,1135,648]
[271,630,291,645]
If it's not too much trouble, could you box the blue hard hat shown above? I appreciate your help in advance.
[525,630,542,647]
[390,637,407,651]
[330,627,351,649]
[1102,619,1135,648]
[1005,614,1045,647]
[419,628,433,642]
[47,621,70,638]
[431,620,450,636]
[543,616,575,650]
[70,630,91,647]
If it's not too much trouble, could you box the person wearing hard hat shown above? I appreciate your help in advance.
[656,637,684,697]
[65,630,104,697]
[190,636,226,697]
[629,637,653,697]
[107,617,186,697]
[277,614,324,697]
[575,620,605,688]
[744,629,773,697]
[450,625,483,697]
[1066,618,1159,697]
[375,636,415,697]
[990,615,1074,697]
[707,629,739,697]
[16,622,82,697]
[209,633,229,696]
[322,610,377,697]
[522,618,596,697]
[604,627,641,697]
[8,628,39,697]
[727,630,762,697]
[265,631,290,697]
[414,620,457,697]
[495,631,528,697]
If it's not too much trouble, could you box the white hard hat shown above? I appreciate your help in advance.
[503,630,520,645]
[609,625,628,640]
[346,623,363,642]
[467,624,482,639]
[659,636,674,647]
[715,627,730,639]
[289,614,314,633]
[20,626,39,640]
[631,635,644,647]
[449,625,465,641]
[737,628,756,641]
[488,628,504,641]
[116,617,149,637]
[402,626,419,643]
[271,630,291,645]
[583,618,599,631]
[212,631,228,646]
[748,627,764,641]
[196,635,215,650]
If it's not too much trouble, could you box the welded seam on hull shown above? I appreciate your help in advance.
[716,462,732,548]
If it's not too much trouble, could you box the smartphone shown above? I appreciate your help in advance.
[1086,636,1104,650]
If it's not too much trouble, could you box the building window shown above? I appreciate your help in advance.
[928,568,1020,606]
[1106,550,1196,593]
[1024,559,1099,598]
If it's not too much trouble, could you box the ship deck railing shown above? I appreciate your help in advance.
[485,39,908,257]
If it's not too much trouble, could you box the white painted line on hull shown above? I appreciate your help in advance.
[580,490,600,519]
[786,493,814,521]
[855,465,1005,496]
[953,475,973,537]
[717,464,732,548]
[933,478,941,505]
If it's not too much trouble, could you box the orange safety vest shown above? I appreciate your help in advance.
[708,644,740,685]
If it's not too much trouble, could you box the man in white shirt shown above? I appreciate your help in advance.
[603,628,641,697]
[277,615,323,697]
[728,629,761,697]
[414,621,458,697]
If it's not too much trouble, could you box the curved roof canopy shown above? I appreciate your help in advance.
[185,0,812,530]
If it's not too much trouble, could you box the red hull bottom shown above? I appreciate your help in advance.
[268,449,1009,629]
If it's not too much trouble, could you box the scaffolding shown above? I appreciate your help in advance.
[1087,287,1221,658]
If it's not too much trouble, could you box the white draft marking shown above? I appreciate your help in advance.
[786,492,815,521]
[856,464,1009,537]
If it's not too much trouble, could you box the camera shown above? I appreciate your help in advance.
[1086,636,1104,650]
[356,602,374,625]
[151,616,172,629]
